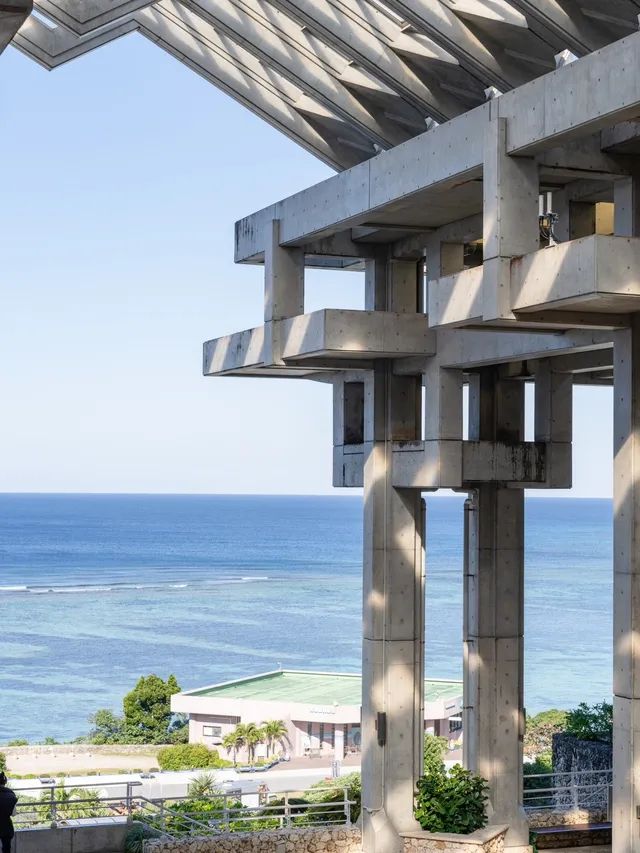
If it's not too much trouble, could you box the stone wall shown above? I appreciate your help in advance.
[4,744,164,758]
[552,734,612,774]
[528,808,608,828]
[401,825,507,853]
[143,826,361,853]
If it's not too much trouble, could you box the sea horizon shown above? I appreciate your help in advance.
[0,493,613,743]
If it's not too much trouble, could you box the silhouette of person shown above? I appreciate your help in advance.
[0,772,17,853]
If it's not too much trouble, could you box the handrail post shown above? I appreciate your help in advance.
[284,792,291,827]
[223,793,229,832]
[49,785,56,827]
[343,788,351,825]
[126,782,133,818]
[571,771,579,810]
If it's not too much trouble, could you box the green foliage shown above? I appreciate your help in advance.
[7,739,28,746]
[415,765,488,835]
[261,720,290,757]
[37,784,108,822]
[156,743,231,771]
[124,821,164,853]
[87,709,126,745]
[423,734,447,776]
[0,752,6,772]
[565,702,613,743]
[123,674,182,744]
[308,773,362,824]
[523,755,554,808]
[524,709,568,757]
[188,772,221,798]
[42,738,59,745]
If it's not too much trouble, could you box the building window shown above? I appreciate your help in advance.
[449,717,463,733]
[307,721,313,738]
[203,725,222,738]
[330,724,335,748]
[319,723,325,746]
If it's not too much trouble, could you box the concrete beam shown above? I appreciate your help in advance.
[235,31,640,261]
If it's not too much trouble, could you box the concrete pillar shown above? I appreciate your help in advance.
[361,255,424,853]
[334,725,345,761]
[612,314,640,853]
[263,218,304,364]
[482,117,538,322]
[464,369,529,851]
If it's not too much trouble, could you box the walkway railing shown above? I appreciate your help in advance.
[523,769,613,815]
[12,779,355,838]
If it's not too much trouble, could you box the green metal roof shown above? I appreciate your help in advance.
[188,671,462,706]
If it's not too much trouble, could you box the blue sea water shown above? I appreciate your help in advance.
[0,494,612,743]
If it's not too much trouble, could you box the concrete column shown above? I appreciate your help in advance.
[464,369,529,851]
[263,218,304,364]
[334,725,345,761]
[482,117,539,322]
[612,314,640,853]
[361,255,424,853]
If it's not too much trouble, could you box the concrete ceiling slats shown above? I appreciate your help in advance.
[1,0,638,171]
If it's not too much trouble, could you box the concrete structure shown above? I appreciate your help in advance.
[171,670,463,759]
[197,30,640,853]
[3,3,640,853]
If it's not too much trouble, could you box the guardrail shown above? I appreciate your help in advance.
[523,768,613,815]
[12,779,355,839]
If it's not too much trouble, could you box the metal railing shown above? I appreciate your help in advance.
[11,779,355,839]
[523,768,613,815]
[135,786,354,836]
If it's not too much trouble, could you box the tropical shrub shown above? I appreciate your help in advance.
[424,734,447,775]
[157,744,231,771]
[415,765,488,835]
[523,755,554,809]
[188,772,221,798]
[307,772,361,824]
[565,702,613,743]
[0,753,6,772]
[37,785,108,822]
[524,709,568,757]
[124,822,164,853]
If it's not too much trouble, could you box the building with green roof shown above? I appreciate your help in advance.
[172,670,462,760]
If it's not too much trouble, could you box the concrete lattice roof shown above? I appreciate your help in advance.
[3,1,640,170]
[186,670,462,705]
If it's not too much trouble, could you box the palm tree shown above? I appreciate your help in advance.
[261,720,290,758]
[222,726,246,766]
[243,723,264,765]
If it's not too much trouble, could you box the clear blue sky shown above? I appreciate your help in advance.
[0,33,613,496]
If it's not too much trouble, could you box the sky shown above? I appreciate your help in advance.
[0,33,613,497]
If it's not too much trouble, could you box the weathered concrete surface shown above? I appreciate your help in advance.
[14,822,127,853]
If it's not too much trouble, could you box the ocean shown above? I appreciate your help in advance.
[0,493,612,744]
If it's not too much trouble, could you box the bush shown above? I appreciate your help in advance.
[565,702,613,743]
[0,753,6,772]
[415,765,488,835]
[424,735,447,775]
[125,821,164,853]
[157,743,231,771]
[523,755,554,809]
[524,710,568,757]
[307,772,361,824]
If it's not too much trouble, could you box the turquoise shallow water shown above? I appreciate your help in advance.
[0,494,612,742]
